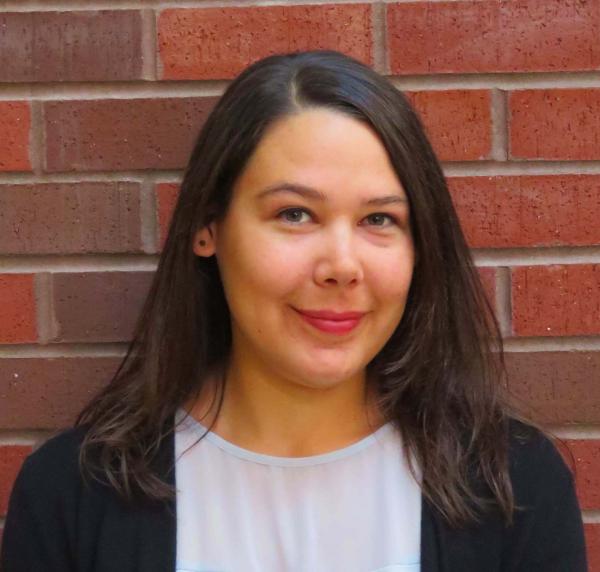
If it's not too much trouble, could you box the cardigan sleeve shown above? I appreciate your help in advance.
[0,429,84,572]
[506,424,588,572]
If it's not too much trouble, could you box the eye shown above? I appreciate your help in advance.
[276,207,312,224]
[362,213,398,228]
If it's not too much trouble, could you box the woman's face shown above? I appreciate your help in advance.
[195,108,414,390]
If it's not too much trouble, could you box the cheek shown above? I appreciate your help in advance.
[220,234,309,305]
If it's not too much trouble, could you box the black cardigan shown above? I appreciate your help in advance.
[1,418,588,572]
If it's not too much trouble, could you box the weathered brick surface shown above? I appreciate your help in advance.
[51,272,154,343]
[0,11,144,82]
[387,0,600,75]
[44,97,218,172]
[0,274,36,344]
[512,265,600,337]
[0,356,121,429]
[564,439,600,510]
[156,183,180,249]
[407,90,492,161]
[0,102,31,172]
[477,266,497,316]
[504,351,600,424]
[510,89,600,160]
[449,175,600,248]
[0,446,32,516]
[586,524,600,572]
[0,183,142,255]
[158,4,372,80]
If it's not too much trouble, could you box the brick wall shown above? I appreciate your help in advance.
[0,0,598,567]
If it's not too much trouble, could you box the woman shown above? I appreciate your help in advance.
[1,50,587,571]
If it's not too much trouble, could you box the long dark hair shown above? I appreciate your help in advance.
[75,50,526,527]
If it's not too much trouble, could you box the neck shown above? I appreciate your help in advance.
[183,360,386,457]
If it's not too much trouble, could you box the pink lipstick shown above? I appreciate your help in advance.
[294,308,365,334]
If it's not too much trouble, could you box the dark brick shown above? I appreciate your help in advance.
[0,182,142,255]
[505,351,600,424]
[51,271,154,343]
[44,97,218,172]
[0,11,144,82]
[0,356,120,429]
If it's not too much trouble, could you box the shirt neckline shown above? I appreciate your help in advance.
[175,407,396,468]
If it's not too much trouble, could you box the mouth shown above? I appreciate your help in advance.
[293,308,365,335]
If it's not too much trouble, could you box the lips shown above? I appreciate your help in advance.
[294,308,365,334]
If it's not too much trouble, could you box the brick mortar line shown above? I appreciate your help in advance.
[0,0,578,10]
[1,248,600,273]
[0,431,53,446]
[4,73,600,100]
[495,267,512,338]
[34,273,53,344]
[0,255,159,273]
[141,8,158,81]
[371,2,386,75]
[583,510,600,524]
[473,247,600,267]
[29,101,44,175]
[140,178,159,254]
[490,89,508,161]
[550,426,600,440]
[1,336,599,359]
[7,162,600,185]
[0,342,127,358]
[503,337,600,352]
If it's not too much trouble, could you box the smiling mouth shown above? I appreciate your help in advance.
[293,308,364,335]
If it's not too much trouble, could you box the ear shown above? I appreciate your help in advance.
[192,222,218,257]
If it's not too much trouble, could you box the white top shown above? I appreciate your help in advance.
[174,407,422,572]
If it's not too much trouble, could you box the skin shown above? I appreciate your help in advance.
[187,107,415,457]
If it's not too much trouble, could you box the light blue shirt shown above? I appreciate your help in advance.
[174,408,421,572]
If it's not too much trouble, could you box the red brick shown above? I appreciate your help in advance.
[387,0,600,75]
[449,175,600,248]
[0,11,144,82]
[407,90,492,161]
[44,97,218,172]
[587,524,600,572]
[0,274,36,344]
[477,266,497,316]
[0,356,120,429]
[512,265,600,336]
[0,446,32,516]
[158,5,372,80]
[562,439,600,510]
[0,102,31,172]
[510,89,600,160]
[156,183,180,249]
[51,271,154,343]
[0,183,142,255]
[505,351,600,424]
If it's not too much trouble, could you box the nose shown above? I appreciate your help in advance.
[313,222,364,287]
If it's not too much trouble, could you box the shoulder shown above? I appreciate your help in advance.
[505,418,574,504]
[15,425,90,497]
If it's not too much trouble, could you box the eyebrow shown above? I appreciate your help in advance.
[256,182,409,206]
